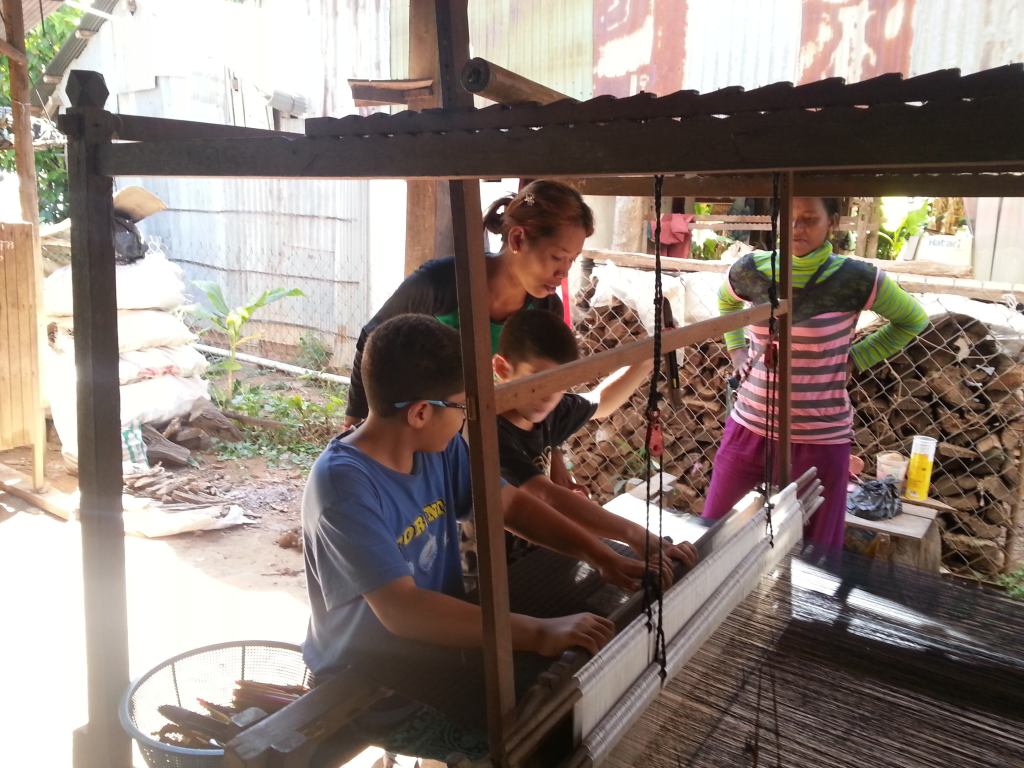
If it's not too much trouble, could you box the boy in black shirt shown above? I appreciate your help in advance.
[494,309,698,570]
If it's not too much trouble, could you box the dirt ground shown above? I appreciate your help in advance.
[0,441,309,600]
[0,428,399,766]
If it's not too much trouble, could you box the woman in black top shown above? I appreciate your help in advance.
[345,179,595,424]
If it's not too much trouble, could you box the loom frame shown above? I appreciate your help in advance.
[59,3,1024,764]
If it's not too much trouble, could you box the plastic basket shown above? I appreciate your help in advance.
[119,640,312,768]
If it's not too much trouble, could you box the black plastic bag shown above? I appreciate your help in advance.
[847,478,902,521]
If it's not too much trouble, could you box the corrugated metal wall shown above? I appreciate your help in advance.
[910,0,1024,74]
[391,0,594,98]
[683,0,802,91]
[61,0,390,367]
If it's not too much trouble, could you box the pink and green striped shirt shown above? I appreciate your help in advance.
[720,244,928,445]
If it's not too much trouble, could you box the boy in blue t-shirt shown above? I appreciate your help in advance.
[494,309,698,573]
[302,314,651,761]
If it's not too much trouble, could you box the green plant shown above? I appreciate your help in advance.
[999,567,1024,600]
[876,198,931,261]
[192,282,304,400]
[218,383,345,467]
[296,332,333,372]
[0,8,82,223]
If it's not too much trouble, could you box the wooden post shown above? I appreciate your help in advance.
[3,0,46,490]
[777,171,794,487]
[61,71,132,768]
[404,0,452,275]
[436,1,515,761]
[1005,441,1024,574]
[864,198,882,260]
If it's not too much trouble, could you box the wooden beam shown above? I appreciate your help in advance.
[3,0,45,491]
[586,246,1024,304]
[112,113,301,141]
[224,670,383,767]
[436,1,515,762]
[351,84,433,106]
[0,461,77,519]
[0,36,26,65]
[63,71,132,768]
[570,172,1024,198]
[349,77,434,107]
[584,248,975,279]
[349,77,434,91]
[100,97,1024,180]
[776,172,794,487]
[494,303,784,413]
[460,57,570,105]
[404,0,451,276]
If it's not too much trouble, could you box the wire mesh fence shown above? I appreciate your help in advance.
[565,267,1024,583]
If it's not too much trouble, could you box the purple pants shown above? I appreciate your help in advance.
[702,418,850,551]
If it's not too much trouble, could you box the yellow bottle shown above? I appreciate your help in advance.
[904,436,937,501]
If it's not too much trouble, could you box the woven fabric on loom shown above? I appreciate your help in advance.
[605,552,1024,768]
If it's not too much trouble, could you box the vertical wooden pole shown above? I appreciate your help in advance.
[1004,441,1024,575]
[436,1,514,762]
[404,0,452,275]
[3,0,46,490]
[62,71,131,768]
[777,172,794,487]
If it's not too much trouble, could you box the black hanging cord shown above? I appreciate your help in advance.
[643,174,668,682]
[745,173,785,767]
[761,172,782,548]
[747,646,784,768]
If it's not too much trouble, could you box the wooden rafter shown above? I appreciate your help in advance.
[348,77,433,106]
[97,95,1024,180]
[568,172,1024,198]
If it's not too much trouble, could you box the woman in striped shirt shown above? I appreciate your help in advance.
[703,197,929,550]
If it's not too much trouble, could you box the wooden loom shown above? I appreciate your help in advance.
[60,2,1024,764]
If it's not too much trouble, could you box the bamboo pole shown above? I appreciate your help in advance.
[494,302,784,414]
[461,57,570,106]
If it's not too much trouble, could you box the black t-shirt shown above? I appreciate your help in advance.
[346,256,564,420]
[497,394,598,486]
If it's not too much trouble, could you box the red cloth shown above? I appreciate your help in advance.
[650,213,695,259]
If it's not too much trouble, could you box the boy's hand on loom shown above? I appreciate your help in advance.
[626,532,699,590]
[531,613,615,657]
[592,549,661,592]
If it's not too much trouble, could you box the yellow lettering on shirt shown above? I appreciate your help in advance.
[395,499,448,547]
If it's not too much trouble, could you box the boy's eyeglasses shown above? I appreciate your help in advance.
[393,399,468,411]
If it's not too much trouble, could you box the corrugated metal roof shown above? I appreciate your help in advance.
[31,0,118,111]
[390,0,592,99]
[0,0,63,39]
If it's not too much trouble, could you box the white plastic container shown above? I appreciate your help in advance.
[876,452,909,487]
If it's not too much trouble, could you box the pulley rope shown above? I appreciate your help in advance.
[643,174,668,682]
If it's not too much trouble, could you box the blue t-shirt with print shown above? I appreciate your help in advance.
[301,433,473,676]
